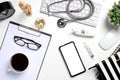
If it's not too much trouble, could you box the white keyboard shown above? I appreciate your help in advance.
[40,0,102,27]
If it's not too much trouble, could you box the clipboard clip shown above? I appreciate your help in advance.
[18,24,41,37]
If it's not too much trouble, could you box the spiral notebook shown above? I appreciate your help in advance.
[0,21,52,80]
[111,44,120,56]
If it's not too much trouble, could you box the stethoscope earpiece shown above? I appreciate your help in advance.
[57,18,66,28]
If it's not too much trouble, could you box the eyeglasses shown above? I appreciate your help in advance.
[14,36,41,51]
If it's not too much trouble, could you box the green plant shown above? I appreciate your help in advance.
[108,1,120,28]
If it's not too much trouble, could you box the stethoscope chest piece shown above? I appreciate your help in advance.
[57,18,66,28]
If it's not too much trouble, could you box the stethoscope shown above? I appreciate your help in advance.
[47,0,95,28]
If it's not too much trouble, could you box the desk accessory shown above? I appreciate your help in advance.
[98,29,120,50]
[40,0,102,27]
[84,42,94,58]
[107,1,120,28]
[72,27,96,37]
[59,41,86,77]
[35,17,45,30]
[0,21,52,80]
[0,1,15,20]
[19,1,32,16]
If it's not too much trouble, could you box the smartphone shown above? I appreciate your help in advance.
[59,41,86,77]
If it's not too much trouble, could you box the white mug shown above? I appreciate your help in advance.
[9,53,29,73]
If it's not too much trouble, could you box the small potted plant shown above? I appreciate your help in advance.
[107,1,120,28]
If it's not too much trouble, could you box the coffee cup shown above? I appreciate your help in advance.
[9,53,29,73]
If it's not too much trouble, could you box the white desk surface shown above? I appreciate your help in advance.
[0,0,119,80]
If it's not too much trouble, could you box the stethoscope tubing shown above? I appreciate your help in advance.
[67,0,94,21]
[47,0,95,27]
[47,0,85,14]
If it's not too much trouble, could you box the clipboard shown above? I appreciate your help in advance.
[0,21,52,80]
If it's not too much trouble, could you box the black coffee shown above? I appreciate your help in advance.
[11,53,29,71]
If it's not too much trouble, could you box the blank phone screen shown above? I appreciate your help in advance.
[59,41,86,77]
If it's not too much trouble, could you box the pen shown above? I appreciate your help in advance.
[84,42,94,58]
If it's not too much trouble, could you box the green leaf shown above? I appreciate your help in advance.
[108,0,120,27]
